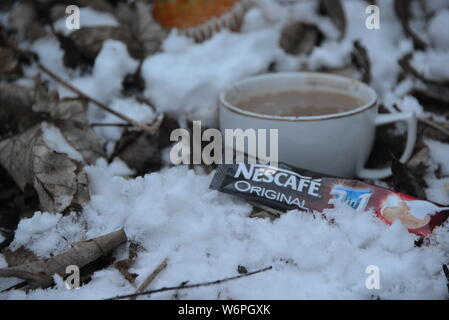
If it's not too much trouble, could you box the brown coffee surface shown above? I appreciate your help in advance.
[236,90,365,117]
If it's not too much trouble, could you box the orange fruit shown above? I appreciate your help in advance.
[153,0,243,29]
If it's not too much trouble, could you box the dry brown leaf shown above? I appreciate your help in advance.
[279,22,322,56]
[70,26,142,60]
[0,122,90,213]
[319,0,346,39]
[392,155,428,200]
[0,81,104,212]
[0,47,19,73]
[0,83,41,139]
[351,40,371,84]
[32,79,90,123]
[112,129,161,175]
[411,86,449,110]
[8,1,46,42]
[53,120,104,165]
[2,247,38,268]
[114,1,167,57]
[0,229,127,288]
[394,0,427,50]
[114,242,141,285]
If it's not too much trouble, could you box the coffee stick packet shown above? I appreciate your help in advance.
[210,163,449,236]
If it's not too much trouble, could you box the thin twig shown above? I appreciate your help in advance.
[106,266,273,300]
[37,64,162,134]
[130,257,168,300]
[419,117,449,138]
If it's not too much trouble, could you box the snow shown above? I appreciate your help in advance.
[3,163,448,299]
[428,9,449,50]
[90,97,156,154]
[142,29,281,125]
[9,212,85,258]
[412,50,449,82]
[426,139,449,176]
[53,7,118,36]
[65,40,138,104]
[2,0,449,300]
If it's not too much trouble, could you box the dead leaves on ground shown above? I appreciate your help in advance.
[0,229,127,289]
[0,80,104,213]
[394,0,428,50]
[319,0,346,39]
[279,22,322,56]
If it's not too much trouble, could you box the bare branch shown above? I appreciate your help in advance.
[38,64,162,134]
[106,266,273,300]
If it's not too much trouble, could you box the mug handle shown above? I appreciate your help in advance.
[357,112,417,180]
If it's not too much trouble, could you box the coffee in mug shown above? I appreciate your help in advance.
[236,90,365,117]
[218,72,417,179]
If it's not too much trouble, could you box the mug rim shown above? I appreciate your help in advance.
[219,72,378,122]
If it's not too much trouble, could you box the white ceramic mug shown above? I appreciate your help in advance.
[218,72,417,179]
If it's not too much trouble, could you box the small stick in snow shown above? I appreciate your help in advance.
[37,64,163,135]
[130,257,168,300]
[106,266,273,300]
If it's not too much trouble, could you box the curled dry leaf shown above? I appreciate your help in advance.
[0,83,42,139]
[70,26,142,60]
[399,53,449,87]
[394,0,427,50]
[319,0,346,39]
[279,22,322,56]
[114,0,167,57]
[411,86,449,110]
[2,247,38,268]
[0,82,104,212]
[0,47,19,73]
[391,155,428,200]
[7,1,46,42]
[114,242,141,285]
[112,129,161,175]
[0,123,90,213]
[54,32,92,70]
[0,229,127,288]
[351,40,371,84]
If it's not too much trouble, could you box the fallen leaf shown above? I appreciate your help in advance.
[394,0,427,50]
[411,86,449,111]
[319,0,346,39]
[0,81,104,212]
[237,265,248,274]
[0,83,43,139]
[279,22,322,56]
[399,53,449,87]
[112,129,161,175]
[114,242,141,285]
[32,79,90,123]
[351,40,371,84]
[391,155,428,199]
[0,122,90,213]
[0,47,19,73]
[70,26,142,60]
[0,229,127,288]
[2,247,38,268]
[8,1,46,42]
[114,1,167,57]
[54,32,92,70]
